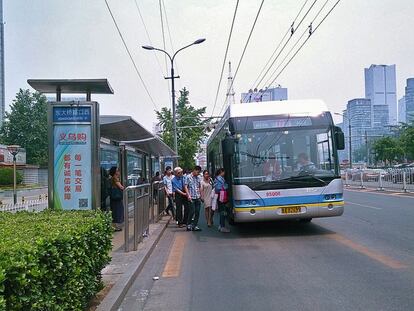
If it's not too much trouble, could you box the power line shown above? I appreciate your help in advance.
[104,0,158,110]
[133,0,165,79]
[244,0,310,101]
[159,0,169,75]
[217,0,265,117]
[246,0,318,99]
[161,0,181,88]
[263,0,342,90]
[211,0,240,118]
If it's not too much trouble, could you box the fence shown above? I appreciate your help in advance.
[0,199,48,213]
[343,168,414,193]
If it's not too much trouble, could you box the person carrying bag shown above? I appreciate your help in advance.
[214,168,230,233]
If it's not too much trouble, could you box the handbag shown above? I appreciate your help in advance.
[211,193,218,211]
[219,186,228,203]
[110,187,123,201]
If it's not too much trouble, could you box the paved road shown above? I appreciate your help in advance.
[119,189,414,311]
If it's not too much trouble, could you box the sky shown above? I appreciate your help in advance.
[4,0,414,129]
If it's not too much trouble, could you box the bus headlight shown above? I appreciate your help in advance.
[251,200,257,205]
[324,195,331,201]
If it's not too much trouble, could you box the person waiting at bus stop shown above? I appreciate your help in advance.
[109,166,125,232]
[215,168,230,233]
[172,167,190,228]
[163,166,175,219]
[186,165,203,231]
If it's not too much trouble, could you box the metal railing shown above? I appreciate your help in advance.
[151,181,167,222]
[343,168,414,192]
[123,183,151,252]
[0,199,48,213]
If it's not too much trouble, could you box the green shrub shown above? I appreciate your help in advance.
[0,168,23,186]
[0,210,113,310]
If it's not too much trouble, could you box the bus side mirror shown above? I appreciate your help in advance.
[222,137,235,156]
[334,126,345,150]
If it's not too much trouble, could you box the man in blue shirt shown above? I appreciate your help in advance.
[186,165,202,231]
[172,167,190,228]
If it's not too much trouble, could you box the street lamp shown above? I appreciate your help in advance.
[142,38,206,156]
[7,145,20,205]
[335,112,353,169]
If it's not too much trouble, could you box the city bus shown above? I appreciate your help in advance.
[207,99,345,223]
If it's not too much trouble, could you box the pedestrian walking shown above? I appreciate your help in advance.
[187,165,203,231]
[172,167,190,228]
[163,166,175,219]
[200,169,214,227]
[215,168,230,233]
[109,166,125,232]
[151,171,162,203]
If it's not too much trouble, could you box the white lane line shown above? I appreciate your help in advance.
[346,201,382,210]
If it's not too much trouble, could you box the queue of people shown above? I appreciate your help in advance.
[101,164,231,233]
[162,165,231,233]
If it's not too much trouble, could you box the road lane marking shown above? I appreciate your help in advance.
[162,233,187,278]
[329,234,407,269]
[344,188,414,199]
[346,201,382,210]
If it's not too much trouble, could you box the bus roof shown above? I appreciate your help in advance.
[228,99,328,118]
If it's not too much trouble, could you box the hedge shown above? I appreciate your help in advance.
[0,168,23,186]
[0,210,113,311]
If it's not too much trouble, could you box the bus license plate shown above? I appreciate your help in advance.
[281,206,301,214]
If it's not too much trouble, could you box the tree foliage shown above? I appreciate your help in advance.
[372,137,403,165]
[0,89,48,167]
[156,88,211,169]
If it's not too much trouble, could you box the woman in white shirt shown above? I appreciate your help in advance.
[200,170,214,227]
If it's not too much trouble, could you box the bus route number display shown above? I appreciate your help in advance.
[253,117,312,130]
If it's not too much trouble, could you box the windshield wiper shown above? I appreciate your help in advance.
[287,174,328,185]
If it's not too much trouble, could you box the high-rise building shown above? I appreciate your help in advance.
[364,64,397,126]
[345,98,372,154]
[241,86,288,103]
[405,78,414,123]
[398,96,406,124]
[0,0,5,125]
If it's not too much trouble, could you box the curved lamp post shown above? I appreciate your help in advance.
[142,38,206,156]
[7,145,20,204]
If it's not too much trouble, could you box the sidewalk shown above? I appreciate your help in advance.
[89,215,172,311]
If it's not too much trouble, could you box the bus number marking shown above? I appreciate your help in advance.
[266,191,281,197]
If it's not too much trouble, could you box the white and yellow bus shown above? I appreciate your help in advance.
[207,99,345,223]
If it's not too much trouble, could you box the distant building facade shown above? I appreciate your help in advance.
[241,86,287,103]
[405,78,414,123]
[344,98,372,154]
[398,96,406,124]
[364,64,397,126]
[0,0,5,125]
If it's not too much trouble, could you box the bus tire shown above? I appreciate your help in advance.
[300,218,312,223]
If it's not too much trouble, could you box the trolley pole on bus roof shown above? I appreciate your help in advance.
[142,38,206,156]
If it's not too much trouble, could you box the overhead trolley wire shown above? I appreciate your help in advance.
[243,0,311,102]
[211,0,240,118]
[262,0,340,91]
[244,0,318,102]
[217,0,265,117]
[133,0,165,81]
[104,0,158,110]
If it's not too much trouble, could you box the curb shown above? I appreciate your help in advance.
[97,216,171,311]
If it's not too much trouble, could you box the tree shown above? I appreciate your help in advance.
[156,88,211,169]
[399,122,414,161]
[372,137,403,165]
[0,89,48,166]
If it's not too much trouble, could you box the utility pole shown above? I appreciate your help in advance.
[226,61,235,106]
[142,38,206,156]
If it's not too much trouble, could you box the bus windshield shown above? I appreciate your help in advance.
[233,127,338,190]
